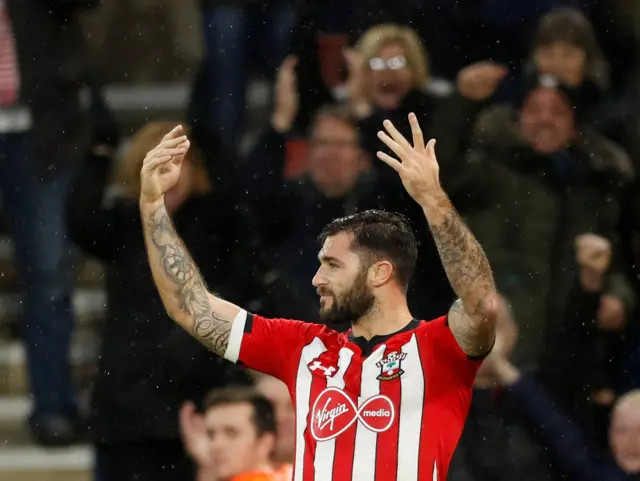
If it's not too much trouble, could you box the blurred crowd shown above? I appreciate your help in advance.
[1,0,640,480]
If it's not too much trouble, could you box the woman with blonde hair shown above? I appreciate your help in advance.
[67,119,254,481]
[344,23,440,157]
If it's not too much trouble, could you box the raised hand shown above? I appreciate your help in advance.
[376,113,440,205]
[140,125,190,204]
[271,55,299,133]
[344,48,372,118]
[456,61,508,101]
[574,233,612,292]
[179,401,212,468]
[575,233,612,275]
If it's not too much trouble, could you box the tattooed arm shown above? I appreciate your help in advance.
[422,189,497,356]
[376,115,497,357]
[141,200,241,356]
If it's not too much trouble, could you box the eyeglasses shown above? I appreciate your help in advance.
[369,55,407,71]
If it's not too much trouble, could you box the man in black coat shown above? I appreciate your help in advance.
[2,0,95,445]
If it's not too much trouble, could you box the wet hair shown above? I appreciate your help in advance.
[318,209,418,289]
[203,387,276,437]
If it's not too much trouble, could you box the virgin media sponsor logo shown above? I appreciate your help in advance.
[310,387,395,441]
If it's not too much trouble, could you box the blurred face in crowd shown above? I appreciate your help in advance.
[519,87,576,155]
[534,41,586,87]
[204,402,275,481]
[256,376,295,462]
[312,232,376,324]
[308,114,368,198]
[164,158,194,213]
[366,42,413,110]
[610,393,640,473]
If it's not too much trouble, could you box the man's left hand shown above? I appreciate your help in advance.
[376,113,440,205]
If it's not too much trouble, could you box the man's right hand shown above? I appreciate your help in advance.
[139,125,190,205]
[456,61,508,101]
[179,402,213,469]
[344,48,372,119]
[271,56,299,133]
[575,233,612,292]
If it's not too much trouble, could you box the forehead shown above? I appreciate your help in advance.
[319,232,356,258]
[614,401,640,425]
[378,42,404,57]
[524,88,570,111]
[537,40,584,52]
[205,403,254,428]
[312,115,358,140]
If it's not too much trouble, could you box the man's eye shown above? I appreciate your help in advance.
[329,262,340,269]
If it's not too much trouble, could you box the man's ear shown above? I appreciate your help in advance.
[258,431,277,462]
[370,260,394,287]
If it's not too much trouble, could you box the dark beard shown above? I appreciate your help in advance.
[319,267,375,325]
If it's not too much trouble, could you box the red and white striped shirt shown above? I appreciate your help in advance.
[224,311,482,481]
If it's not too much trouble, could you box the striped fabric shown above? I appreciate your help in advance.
[0,0,18,107]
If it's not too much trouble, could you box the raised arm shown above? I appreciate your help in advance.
[377,114,498,357]
[139,125,241,356]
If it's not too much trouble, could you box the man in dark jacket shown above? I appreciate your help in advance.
[435,75,635,429]
[489,335,640,479]
[195,0,300,152]
[1,0,94,445]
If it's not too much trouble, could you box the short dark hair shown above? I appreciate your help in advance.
[203,387,276,437]
[531,7,609,89]
[309,104,362,145]
[318,209,418,289]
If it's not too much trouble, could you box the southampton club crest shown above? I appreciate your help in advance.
[376,351,407,381]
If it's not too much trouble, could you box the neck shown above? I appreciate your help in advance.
[350,295,413,340]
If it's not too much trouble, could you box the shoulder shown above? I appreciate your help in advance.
[577,129,635,185]
[416,315,448,333]
[472,104,523,151]
[247,313,330,338]
[415,314,481,357]
[410,315,450,347]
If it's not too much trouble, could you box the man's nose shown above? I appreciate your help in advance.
[312,269,325,287]
[210,437,226,452]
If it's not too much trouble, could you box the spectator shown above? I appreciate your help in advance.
[442,78,635,430]
[429,60,508,210]
[523,7,610,125]
[0,0,96,445]
[528,7,608,91]
[180,387,293,481]
[66,119,253,481]
[244,57,372,319]
[195,0,301,151]
[254,374,295,463]
[488,340,640,479]
[450,294,559,481]
[344,24,440,158]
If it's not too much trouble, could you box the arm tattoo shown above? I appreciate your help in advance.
[429,197,495,314]
[424,191,497,355]
[146,204,231,355]
[448,299,495,357]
